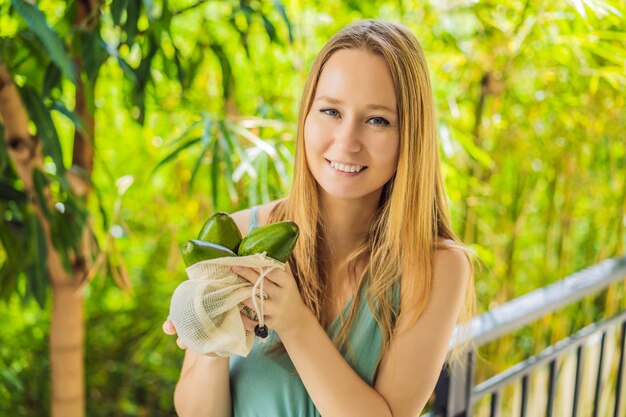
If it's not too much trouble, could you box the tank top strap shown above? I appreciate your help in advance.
[248,205,259,233]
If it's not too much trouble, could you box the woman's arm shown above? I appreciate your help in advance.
[166,207,262,417]
[164,321,232,417]
[373,247,471,417]
[279,312,393,417]
[174,351,232,417]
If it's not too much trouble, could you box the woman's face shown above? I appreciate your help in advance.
[304,48,400,202]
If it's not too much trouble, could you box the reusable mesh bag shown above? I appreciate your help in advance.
[168,252,285,357]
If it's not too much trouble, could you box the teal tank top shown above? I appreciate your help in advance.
[229,206,400,416]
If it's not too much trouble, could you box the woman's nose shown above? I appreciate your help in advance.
[333,119,362,152]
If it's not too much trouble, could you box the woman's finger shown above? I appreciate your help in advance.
[240,302,259,321]
[176,337,188,350]
[240,312,258,333]
[264,268,290,288]
[241,298,277,317]
[231,266,259,284]
[233,267,281,296]
[162,320,177,335]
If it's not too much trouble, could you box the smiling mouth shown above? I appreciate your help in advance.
[325,159,368,173]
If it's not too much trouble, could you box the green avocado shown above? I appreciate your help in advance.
[237,221,299,263]
[197,212,242,252]
[181,239,237,267]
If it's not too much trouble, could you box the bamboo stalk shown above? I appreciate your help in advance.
[542,165,559,287]
[0,63,87,417]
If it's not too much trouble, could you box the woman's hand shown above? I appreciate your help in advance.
[162,319,189,350]
[232,264,311,338]
[163,320,223,358]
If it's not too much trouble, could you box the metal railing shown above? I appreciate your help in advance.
[425,255,626,417]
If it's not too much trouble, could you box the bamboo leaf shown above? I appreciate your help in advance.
[217,121,238,203]
[27,215,48,308]
[59,196,89,255]
[133,35,158,124]
[49,213,74,273]
[228,14,251,58]
[0,222,22,301]
[167,119,204,148]
[594,30,626,41]
[569,0,588,18]
[18,85,66,173]
[225,120,277,156]
[587,42,626,66]
[42,62,61,97]
[188,118,213,192]
[209,43,233,100]
[10,0,76,83]
[184,47,205,90]
[274,142,292,190]
[211,137,220,209]
[248,152,258,207]
[565,0,622,18]
[78,28,108,82]
[32,169,51,220]
[111,0,128,26]
[188,139,211,193]
[171,40,186,88]
[449,125,496,170]
[92,181,110,233]
[258,151,270,202]
[115,55,138,84]
[222,120,246,158]
[224,122,256,183]
[261,14,280,45]
[0,368,23,392]
[0,179,27,204]
[0,261,18,302]
[273,0,293,43]
[49,101,90,139]
[240,3,253,26]
[136,35,158,86]
[125,0,141,45]
[233,147,258,182]
[151,137,201,175]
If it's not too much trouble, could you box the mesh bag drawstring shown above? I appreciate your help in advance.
[168,252,284,357]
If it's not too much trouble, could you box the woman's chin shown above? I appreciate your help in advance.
[318,185,382,202]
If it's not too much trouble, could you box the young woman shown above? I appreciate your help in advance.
[163,19,475,417]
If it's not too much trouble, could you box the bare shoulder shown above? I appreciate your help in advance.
[229,198,286,236]
[433,238,472,289]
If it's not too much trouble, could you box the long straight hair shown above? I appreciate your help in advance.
[267,19,476,368]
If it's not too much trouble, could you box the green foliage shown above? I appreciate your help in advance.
[0,0,625,415]
[9,0,76,83]
[18,86,66,173]
[0,291,50,416]
[152,113,293,209]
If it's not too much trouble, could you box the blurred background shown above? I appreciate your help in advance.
[0,0,625,416]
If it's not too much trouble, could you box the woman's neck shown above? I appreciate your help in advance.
[319,192,380,267]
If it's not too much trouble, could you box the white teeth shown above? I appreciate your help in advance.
[329,160,364,173]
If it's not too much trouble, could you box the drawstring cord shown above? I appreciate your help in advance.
[251,266,276,338]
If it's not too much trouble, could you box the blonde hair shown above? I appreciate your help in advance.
[268,19,476,370]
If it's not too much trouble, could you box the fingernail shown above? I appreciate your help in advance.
[232,266,242,273]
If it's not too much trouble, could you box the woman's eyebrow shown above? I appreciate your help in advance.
[315,96,396,114]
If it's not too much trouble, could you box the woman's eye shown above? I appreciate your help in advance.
[320,108,339,117]
[368,117,390,126]
[319,109,389,126]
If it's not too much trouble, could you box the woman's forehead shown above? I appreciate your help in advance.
[315,49,397,113]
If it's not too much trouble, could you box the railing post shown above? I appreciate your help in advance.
[433,350,475,417]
